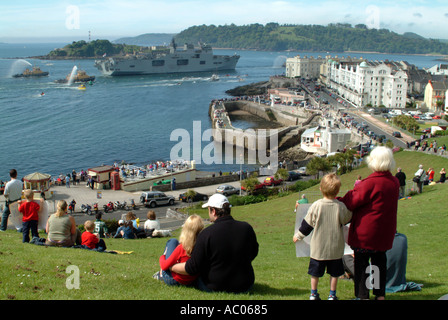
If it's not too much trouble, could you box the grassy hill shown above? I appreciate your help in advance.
[1,150,447,302]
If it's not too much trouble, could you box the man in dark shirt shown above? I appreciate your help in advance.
[171,194,259,293]
[395,167,406,198]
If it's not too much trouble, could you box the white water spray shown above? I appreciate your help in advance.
[67,65,78,85]
[8,59,32,77]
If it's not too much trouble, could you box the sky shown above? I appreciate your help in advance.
[1,0,448,43]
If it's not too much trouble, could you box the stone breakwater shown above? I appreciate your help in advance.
[208,99,319,153]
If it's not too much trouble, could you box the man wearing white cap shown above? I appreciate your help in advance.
[171,193,259,293]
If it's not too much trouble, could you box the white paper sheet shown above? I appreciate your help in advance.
[8,200,49,231]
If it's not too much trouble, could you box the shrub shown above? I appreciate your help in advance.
[228,194,267,207]
[293,179,320,192]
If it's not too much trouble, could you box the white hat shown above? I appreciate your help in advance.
[118,220,124,225]
[202,193,231,209]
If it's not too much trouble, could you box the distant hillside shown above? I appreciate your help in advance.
[174,23,448,54]
[113,33,176,46]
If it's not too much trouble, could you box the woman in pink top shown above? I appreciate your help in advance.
[155,214,204,286]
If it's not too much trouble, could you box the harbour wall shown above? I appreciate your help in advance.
[209,100,308,151]
[209,100,321,152]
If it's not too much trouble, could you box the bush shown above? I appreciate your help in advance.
[76,219,119,234]
[228,194,267,207]
[434,130,447,136]
[293,179,320,192]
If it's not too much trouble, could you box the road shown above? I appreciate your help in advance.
[316,86,411,148]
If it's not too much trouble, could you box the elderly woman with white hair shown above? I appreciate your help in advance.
[338,146,400,300]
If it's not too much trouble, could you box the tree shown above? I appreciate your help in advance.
[328,149,357,174]
[306,156,332,179]
[275,168,289,191]
[392,115,419,133]
[241,173,261,195]
[184,189,197,203]
[275,168,289,181]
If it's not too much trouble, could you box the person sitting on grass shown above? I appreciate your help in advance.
[154,214,204,286]
[81,220,107,251]
[46,200,81,247]
[144,210,161,238]
[117,220,136,239]
[94,213,109,238]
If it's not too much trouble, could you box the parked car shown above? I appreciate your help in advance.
[241,182,264,191]
[140,191,175,208]
[377,134,386,142]
[179,191,209,203]
[216,184,239,196]
[287,171,301,181]
[392,131,402,138]
[433,115,441,119]
[263,176,283,186]
[297,167,307,175]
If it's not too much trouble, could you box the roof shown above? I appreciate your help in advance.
[88,165,115,173]
[302,126,320,136]
[23,172,51,181]
[429,80,448,91]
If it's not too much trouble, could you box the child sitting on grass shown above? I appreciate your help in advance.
[155,214,204,286]
[82,220,107,251]
[293,172,352,300]
[18,190,44,243]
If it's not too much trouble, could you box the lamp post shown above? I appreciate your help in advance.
[239,153,243,196]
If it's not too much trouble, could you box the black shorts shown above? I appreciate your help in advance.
[308,258,344,278]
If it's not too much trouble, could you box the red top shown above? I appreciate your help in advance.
[82,231,99,249]
[19,201,40,222]
[159,244,198,285]
[339,171,399,252]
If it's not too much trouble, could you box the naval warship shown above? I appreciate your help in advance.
[94,40,240,76]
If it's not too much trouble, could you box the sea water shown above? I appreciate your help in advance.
[0,43,444,180]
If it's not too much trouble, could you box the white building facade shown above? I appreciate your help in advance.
[327,60,408,109]
[427,64,448,76]
[301,116,352,155]
[285,55,325,79]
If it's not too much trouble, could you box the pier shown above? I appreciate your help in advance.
[208,99,321,154]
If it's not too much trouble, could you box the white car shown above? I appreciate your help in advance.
[297,167,307,175]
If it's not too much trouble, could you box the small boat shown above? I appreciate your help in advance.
[210,74,220,81]
[77,84,86,90]
[55,70,95,84]
[13,66,49,78]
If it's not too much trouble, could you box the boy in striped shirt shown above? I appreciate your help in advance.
[293,173,352,300]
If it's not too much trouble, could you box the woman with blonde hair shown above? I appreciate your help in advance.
[45,200,80,247]
[156,214,204,286]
